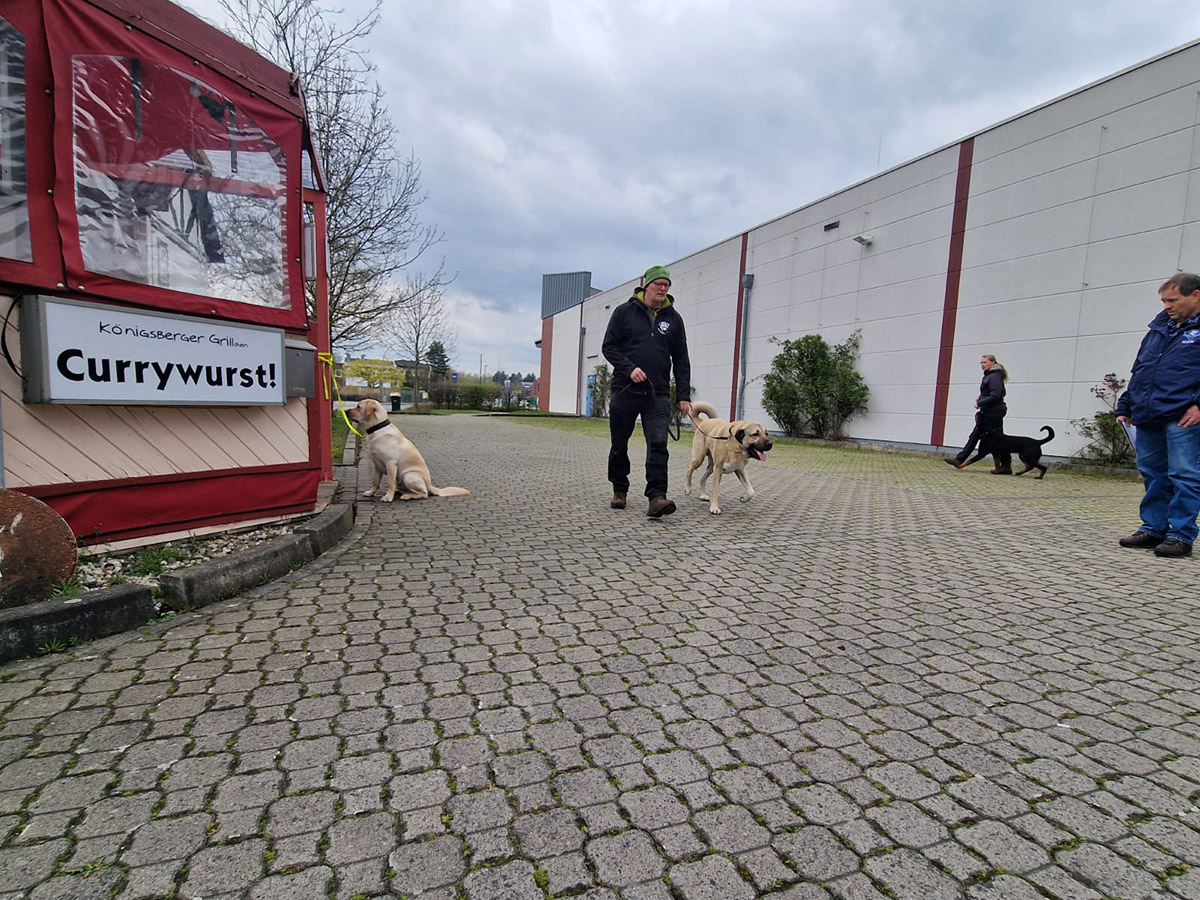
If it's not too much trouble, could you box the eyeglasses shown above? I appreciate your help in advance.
[648,280,670,289]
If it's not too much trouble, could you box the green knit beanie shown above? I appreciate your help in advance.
[643,265,671,286]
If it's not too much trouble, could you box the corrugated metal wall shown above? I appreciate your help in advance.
[542,272,595,318]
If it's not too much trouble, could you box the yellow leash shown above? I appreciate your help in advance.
[318,352,363,437]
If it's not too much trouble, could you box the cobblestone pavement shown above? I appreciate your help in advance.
[2,412,1197,900]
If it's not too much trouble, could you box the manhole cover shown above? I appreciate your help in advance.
[0,490,77,610]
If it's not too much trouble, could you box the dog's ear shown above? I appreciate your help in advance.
[735,427,746,444]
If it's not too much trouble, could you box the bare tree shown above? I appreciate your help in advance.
[217,0,448,350]
[381,276,457,409]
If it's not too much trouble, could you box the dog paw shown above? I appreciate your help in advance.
[739,494,753,503]
[699,492,710,501]
[361,489,376,497]
[381,494,395,502]
[709,505,722,515]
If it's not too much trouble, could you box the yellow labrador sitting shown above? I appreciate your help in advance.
[346,399,471,502]
[683,400,773,515]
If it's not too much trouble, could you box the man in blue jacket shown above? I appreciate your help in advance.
[1116,273,1200,557]
[602,265,693,518]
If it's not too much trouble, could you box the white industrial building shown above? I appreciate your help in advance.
[536,39,1200,457]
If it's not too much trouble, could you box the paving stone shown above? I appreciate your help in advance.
[541,850,592,894]
[1058,841,1162,899]
[28,869,123,900]
[864,847,960,900]
[620,786,690,830]
[248,865,333,900]
[670,854,756,900]
[956,819,1050,873]
[6,418,1200,900]
[514,807,585,857]
[325,811,398,864]
[0,840,69,891]
[693,803,772,852]
[180,839,267,895]
[124,813,210,865]
[448,788,513,833]
[464,859,543,900]
[389,834,466,895]
[773,826,859,881]
[587,830,665,887]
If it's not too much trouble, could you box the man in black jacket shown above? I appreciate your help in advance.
[602,265,693,517]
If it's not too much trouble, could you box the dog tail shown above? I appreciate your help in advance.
[429,486,471,497]
[1039,426,1055,446]
[688,400,718,425]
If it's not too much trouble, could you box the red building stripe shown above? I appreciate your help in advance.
[930,138,975,447]
[729,232,749,419]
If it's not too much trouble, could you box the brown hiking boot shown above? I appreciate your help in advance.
[1153,538,1192,557]
[647,496,676,518]
[610,492,627,509]
[1119,530,1163,549]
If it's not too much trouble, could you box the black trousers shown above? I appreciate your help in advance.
[608,389,671,499]
[955,410,1010,466]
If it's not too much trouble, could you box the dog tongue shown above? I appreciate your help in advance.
[752,449,766,461]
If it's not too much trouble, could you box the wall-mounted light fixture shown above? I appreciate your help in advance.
[852,234,873,246]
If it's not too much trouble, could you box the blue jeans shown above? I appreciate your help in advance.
[1134,421,1200,545]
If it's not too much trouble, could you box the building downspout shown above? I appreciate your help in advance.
[736,272,755,421]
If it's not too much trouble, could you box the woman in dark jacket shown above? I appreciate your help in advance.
[947,354,1011,473]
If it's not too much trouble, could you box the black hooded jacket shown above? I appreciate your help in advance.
[602,290,691,402]
[977,366,1007,419]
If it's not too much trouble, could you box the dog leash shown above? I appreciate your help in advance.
[319,352,364,438]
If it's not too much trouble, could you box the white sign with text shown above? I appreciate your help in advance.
[24,297,285,405]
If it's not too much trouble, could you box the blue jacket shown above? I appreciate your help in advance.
[1116,310,1200,425]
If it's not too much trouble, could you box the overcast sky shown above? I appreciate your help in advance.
[183,0,1200,378]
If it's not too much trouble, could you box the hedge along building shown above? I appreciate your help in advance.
[539,39,1200,458]
[0,0,332,546]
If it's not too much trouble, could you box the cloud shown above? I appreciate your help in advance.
[181,0,1200,375]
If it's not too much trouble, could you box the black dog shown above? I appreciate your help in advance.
[958,426,1055,479]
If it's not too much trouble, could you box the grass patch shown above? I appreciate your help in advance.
[397,407,476,416]
[331,411,350,462]
[125,543,197,577]
[504,415,612,439]
[51,576,85,599]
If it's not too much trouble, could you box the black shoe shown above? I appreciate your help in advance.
[944,458,963,467]
[1119,531,1163,549]
[990,466,1013,475]
[610,492,627,509]
[647,496,676,518]
[1154,539,1193,558]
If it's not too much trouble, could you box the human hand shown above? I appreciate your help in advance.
[1179,405,1200,427]
[678,401,692,417]
[1117,415,1131,426]
[630,367,647,383]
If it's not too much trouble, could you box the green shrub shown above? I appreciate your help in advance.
[459,382,502,410]
[1071,373,1134,467]
[589,364,611,417]
[762,330,869,439]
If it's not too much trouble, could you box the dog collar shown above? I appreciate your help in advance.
[365,421,391,435]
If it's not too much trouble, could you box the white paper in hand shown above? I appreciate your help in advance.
[1120,419,1137,452]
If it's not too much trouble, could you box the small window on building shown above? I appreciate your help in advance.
[0,19,31,262]
[72,55,289,308]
